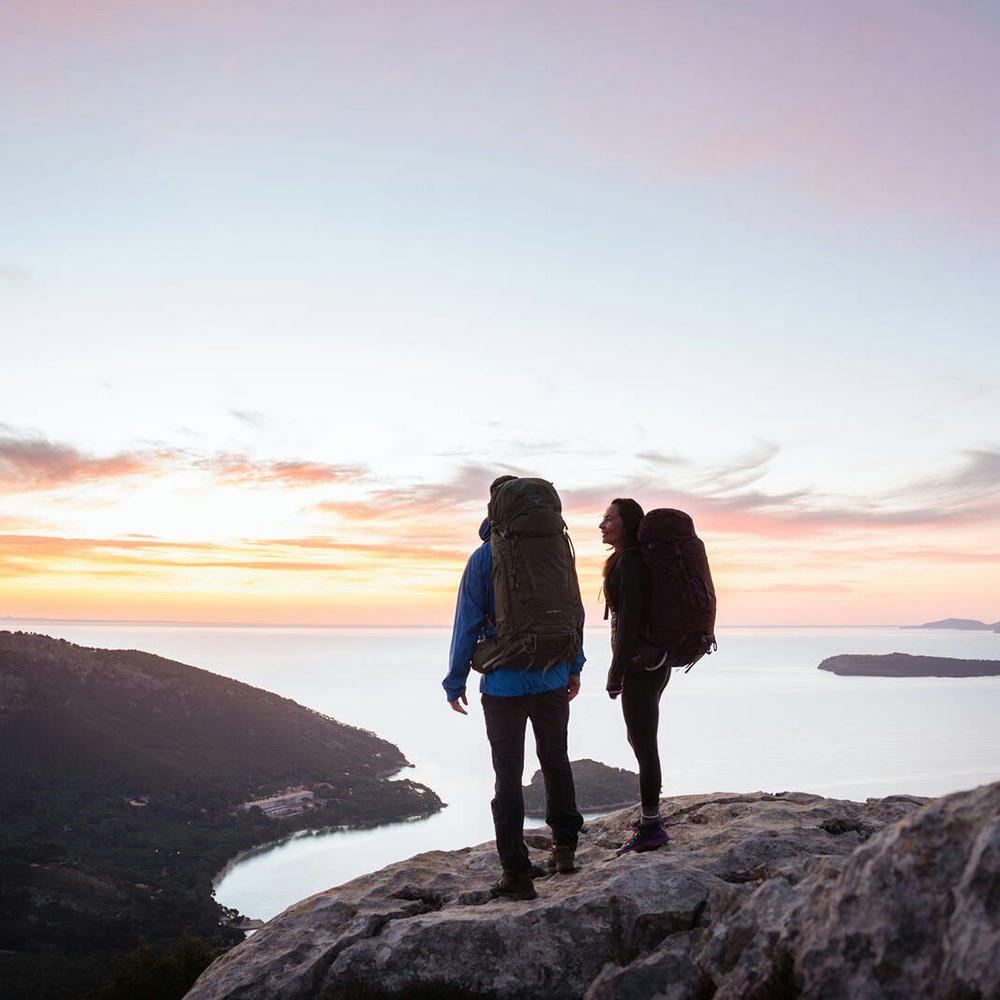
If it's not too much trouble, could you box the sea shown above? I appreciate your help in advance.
[6,620,1000,921]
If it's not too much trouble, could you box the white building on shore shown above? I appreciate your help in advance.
[240,787,314,819]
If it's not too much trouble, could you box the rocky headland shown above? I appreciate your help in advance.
[819,652,1000,677]
[0,631,442,999]
[185,781,1000,1000]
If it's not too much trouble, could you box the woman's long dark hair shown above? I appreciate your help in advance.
[602,497,645,581]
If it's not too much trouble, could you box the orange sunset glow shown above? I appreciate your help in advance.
[2,441,997,626]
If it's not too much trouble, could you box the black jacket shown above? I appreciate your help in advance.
[604,548,649,692]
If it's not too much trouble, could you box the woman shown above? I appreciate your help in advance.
[600,498,670,854]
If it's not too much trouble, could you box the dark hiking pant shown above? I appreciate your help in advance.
[481,688,583,874]
[621,665,672,813]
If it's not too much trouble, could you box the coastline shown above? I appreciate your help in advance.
[525,800,636,819]
[212,810,444,897]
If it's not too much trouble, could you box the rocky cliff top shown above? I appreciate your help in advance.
[185,781,1000,1000]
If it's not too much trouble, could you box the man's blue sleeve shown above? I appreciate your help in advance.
[442,546,490,702]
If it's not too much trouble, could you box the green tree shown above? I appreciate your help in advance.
[85,932,224,1000]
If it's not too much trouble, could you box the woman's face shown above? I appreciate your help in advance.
[599,504,625,549]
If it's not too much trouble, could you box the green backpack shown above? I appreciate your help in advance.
[470,477,584,674]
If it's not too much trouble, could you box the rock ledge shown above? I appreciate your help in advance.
[186,783,1000,1000]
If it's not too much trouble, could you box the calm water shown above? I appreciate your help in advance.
[7,620,1000,920]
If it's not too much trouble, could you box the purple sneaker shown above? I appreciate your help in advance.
[616,820,669,856]
[628,815,662,832]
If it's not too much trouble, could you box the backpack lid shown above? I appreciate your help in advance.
[638,508,696,544]
[488,477,562,527]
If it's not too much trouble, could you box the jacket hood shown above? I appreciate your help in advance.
[479,517,490,541]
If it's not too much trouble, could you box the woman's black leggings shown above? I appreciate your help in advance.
[620,665,671,812]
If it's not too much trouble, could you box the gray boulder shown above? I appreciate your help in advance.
[186,784,999,1000]
[694,780,1000,1000]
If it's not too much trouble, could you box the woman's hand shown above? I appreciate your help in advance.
[607,666,624,700]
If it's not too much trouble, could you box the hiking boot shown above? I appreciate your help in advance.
[616,819,670,856]
[548,843,576,874]
[488,871,538,901]
[526,861,550,879]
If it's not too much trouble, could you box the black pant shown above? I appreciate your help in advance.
[621,665,671,813]
[481,688,583,874]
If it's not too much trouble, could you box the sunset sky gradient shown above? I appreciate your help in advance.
[2,1,998,626]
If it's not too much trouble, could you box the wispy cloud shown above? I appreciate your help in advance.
[688,442,782,496]
[315,462,506,521]
[0,513,48,533]
[636,450,692,468]
[564,446,1000,538]
[0,429,369,493]
[3,441,996,622]
[0,432,173,491]
[229,409,267,429]
[308,447,1000,545]
[908,449,1000,495]
[253,535,473,564]
[198,453,367,487]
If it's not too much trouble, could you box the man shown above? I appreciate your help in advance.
[443,475,584,901]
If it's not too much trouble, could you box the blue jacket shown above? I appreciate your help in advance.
[443,518,585,702]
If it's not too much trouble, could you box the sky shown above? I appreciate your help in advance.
[1,0,998,627]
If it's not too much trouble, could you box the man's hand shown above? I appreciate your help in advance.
[449,694,469,715]
[567,674,581,702]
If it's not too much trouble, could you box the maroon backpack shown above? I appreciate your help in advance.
[634,508,717,672]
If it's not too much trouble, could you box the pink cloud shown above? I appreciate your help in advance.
[314,463,522,521]
[254,535,472,563]
[564,446,1000,540]
[199,453,367,487]
[308,447,1000,548]
[0,430,369,493]
[0,433,174,491]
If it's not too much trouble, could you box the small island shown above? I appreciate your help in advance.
[819,652,1000,677]
[901,618,1000,631]
[523,758,638,816]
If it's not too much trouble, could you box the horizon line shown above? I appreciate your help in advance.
[1,615,925,630]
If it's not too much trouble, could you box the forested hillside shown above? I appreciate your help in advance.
[0,631,442,999]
